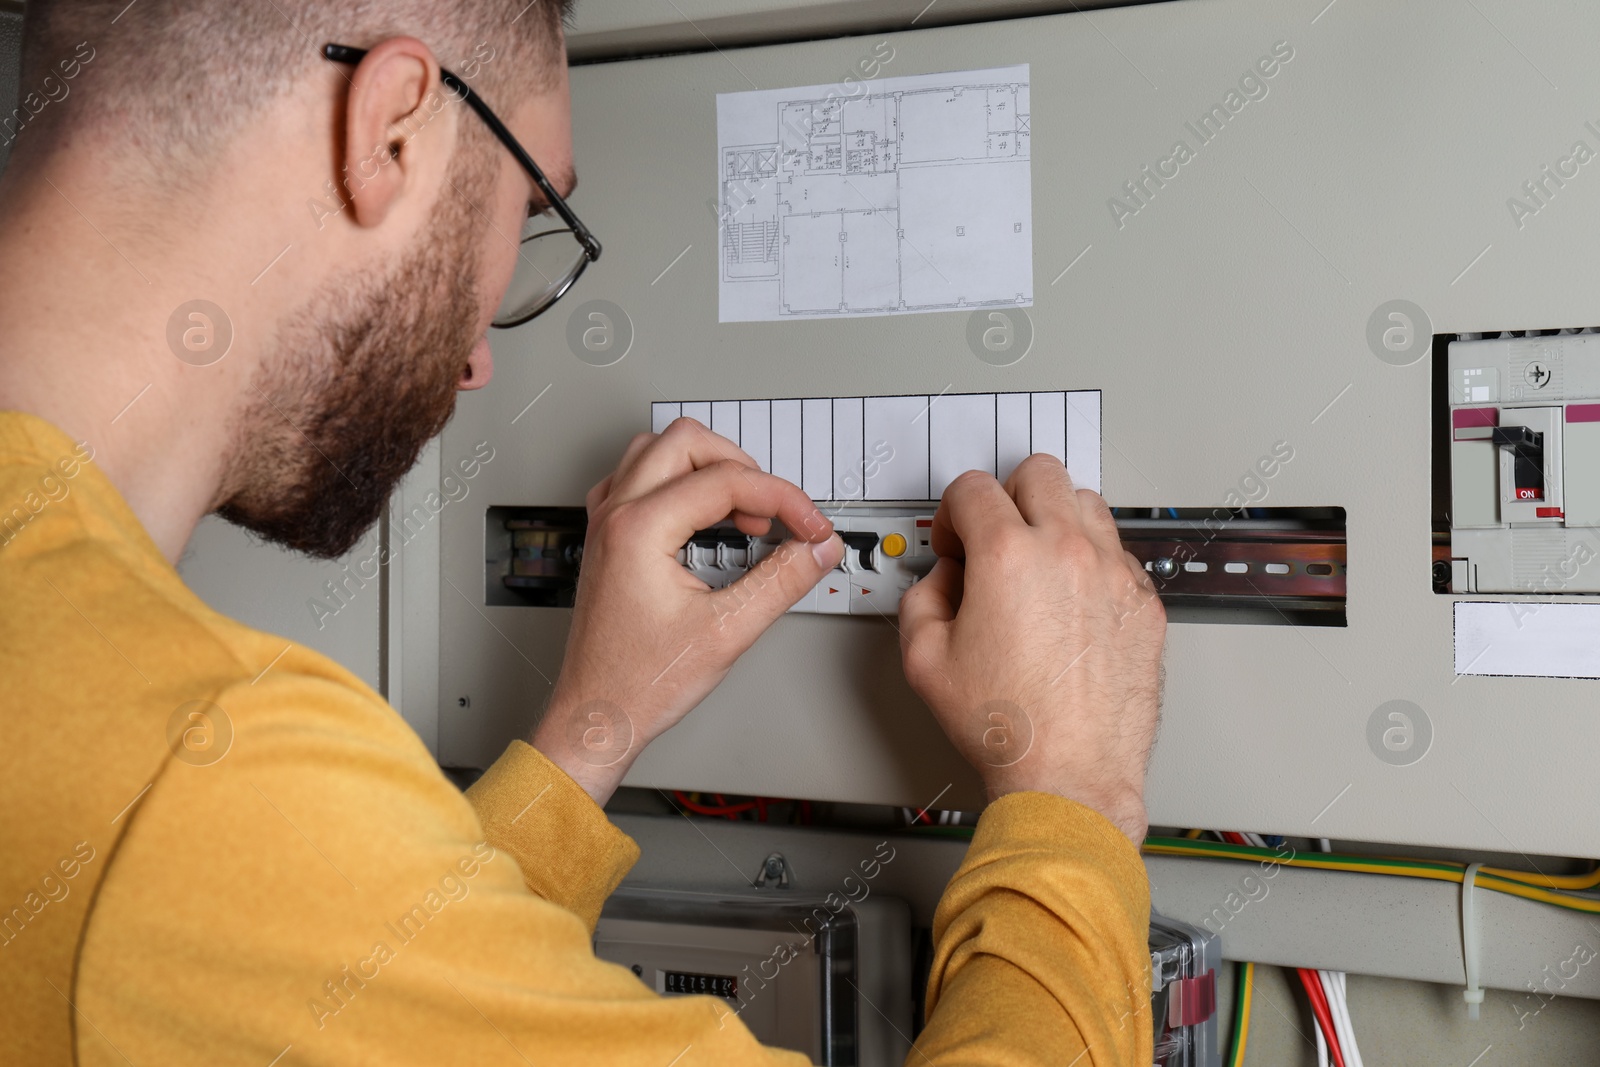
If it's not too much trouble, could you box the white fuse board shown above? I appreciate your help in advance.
[651,390,1100,501]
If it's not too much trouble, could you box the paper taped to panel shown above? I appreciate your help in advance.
[1455,601,1600,679]
[716,64,1032,323]
[652,390,1100,500]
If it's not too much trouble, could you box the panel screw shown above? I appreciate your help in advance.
[1153,557,1179,580]
[755,852,791,889]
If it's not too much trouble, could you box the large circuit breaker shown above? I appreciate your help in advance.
[1448,331,1600,595]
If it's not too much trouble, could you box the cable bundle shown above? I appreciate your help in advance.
[1213,833,1365,1066]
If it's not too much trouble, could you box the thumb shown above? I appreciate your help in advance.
[710,533,844,648]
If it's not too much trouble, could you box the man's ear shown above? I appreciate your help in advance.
[339,37,452,229]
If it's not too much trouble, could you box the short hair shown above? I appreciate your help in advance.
[16,0,574,166]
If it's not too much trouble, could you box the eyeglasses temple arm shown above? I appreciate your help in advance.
[320,43,601,263]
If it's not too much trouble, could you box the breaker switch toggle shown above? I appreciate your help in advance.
[1492,426,1546,501]
[840,532,880,573]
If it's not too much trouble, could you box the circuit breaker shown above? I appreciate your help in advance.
[1448,331,1600,594]
[680,509,935,616]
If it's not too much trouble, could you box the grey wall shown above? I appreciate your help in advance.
[174,518,385,694]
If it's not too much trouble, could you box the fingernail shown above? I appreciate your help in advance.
[812,533,843,568]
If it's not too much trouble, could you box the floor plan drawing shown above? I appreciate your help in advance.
[716,65,1032,323]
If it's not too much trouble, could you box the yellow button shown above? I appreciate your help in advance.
[882,533,908,558]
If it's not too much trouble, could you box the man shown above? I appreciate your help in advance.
[0,2,1167,1064]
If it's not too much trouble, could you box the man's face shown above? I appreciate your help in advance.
[218,68,574,560]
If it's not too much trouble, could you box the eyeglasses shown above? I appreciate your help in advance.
[322,43,601,328]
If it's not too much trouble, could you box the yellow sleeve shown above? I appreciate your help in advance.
[916,792,1153,1067]
[74,673,812,1067]
[466,739,639,931]
[72,670,1145,1067]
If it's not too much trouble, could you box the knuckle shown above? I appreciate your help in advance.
[901,645,940,690]
[597,499,644,544]
[1078,490,1116,530]
[1020,452,1067,476]
[1063,531,1099,563]
[1077,487,1111,515]
[949,469,995,495]
[982,525,1032,563]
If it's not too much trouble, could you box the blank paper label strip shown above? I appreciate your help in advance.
[1455,601,1600,679]
[653,390,1100,501]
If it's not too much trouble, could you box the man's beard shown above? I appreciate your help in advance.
[217,176,486,560]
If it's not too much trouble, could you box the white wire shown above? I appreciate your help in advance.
[1306,839,1359,1065]
[1314,1016,1329,1067]
[1319,969,1364,1067]
[1339,972,1363,1067]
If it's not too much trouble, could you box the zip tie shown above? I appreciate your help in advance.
[1462,861,1485,1020]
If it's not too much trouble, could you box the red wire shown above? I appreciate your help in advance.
[671,790,757,817]
[1296,968,1346,1067]
[755,797,768,822]
[916,807,933,825]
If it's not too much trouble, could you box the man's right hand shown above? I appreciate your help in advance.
[531,418,843,805]
[898,455,1166,843]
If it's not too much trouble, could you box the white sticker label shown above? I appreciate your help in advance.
[1455,601,1600,679]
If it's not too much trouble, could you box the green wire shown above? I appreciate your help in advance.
[1227,961,1253,1067]
[1145,835,1464,876]
[1144,836,1600,913]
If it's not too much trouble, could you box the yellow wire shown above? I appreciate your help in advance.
[1357,849,1600,890]
[1230,961,1253,1067]
[1479,862,1600,890]
[1153,834,1600,891]
[1143,841,1600,914]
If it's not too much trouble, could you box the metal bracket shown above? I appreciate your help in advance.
[754,851,791,889]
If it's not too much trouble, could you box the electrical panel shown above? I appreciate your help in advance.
[426,0,1600,859]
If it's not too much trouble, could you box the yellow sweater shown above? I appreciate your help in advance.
[0,410,1152,1066]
